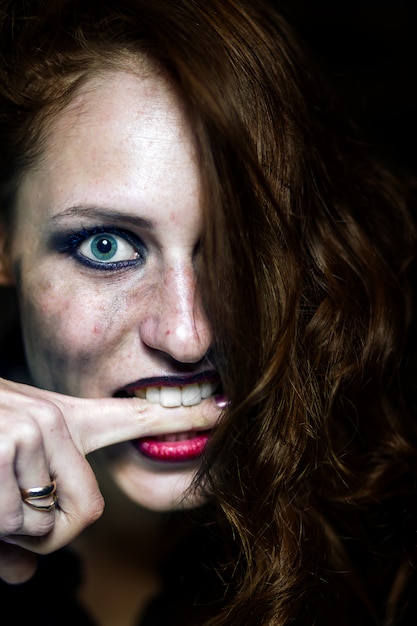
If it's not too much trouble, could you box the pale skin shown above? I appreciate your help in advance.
[0,67,223,619]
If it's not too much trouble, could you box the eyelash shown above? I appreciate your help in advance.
[53,226,147,270]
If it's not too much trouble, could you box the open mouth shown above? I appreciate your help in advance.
[116,370,221,408]
[116,371,222,462]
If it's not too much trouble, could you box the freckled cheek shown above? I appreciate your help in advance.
[21,284,122,356]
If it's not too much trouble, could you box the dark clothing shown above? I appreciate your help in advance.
[0,549,95,626]
[1,535,417,625]
[0,524,225,626]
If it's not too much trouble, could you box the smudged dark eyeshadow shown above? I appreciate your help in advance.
[48,225,148,271]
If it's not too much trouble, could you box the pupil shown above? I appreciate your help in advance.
[97,238,111,254]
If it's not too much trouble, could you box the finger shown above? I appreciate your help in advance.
[0,411,55,536]
[0,377,221,455]
[0,540,38,584]
[61,395,221,455]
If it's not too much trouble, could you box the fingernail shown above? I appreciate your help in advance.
[215,394,230,409]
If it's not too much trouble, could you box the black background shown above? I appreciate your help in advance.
[271,0,417,177]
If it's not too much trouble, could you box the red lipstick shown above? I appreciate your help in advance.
[133,430,210,462]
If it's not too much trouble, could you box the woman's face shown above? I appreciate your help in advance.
[4,69,223,511]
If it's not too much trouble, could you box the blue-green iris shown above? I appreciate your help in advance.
[90,234,118,261]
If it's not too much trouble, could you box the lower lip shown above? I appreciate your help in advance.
[133,431,211,462]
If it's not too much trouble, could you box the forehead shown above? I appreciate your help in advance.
[44,68,193,170]
[14,69,201,224]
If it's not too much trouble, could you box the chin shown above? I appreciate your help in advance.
[99,442,206,512]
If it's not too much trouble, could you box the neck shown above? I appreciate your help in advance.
[72,455,183,626]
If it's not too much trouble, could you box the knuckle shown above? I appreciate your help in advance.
[0,437,17,465]
[13,419,43,449]
[30,398,64,428]
[0,399,66,449]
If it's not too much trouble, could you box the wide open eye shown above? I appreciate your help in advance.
[51,225,147,271]
[76,231,143,268]
[78,232,139,263]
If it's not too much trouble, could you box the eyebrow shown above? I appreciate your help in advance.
[50,205,154,230]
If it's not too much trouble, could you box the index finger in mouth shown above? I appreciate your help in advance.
[59,394,223,456]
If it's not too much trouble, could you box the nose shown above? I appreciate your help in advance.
[139,263,212,364]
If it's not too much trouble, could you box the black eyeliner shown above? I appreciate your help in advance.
[49,225,147,270]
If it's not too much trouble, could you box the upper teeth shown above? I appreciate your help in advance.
[133,381,218,408]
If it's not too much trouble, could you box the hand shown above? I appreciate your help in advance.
[0,377,215,583]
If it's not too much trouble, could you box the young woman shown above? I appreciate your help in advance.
[0,1,416,624]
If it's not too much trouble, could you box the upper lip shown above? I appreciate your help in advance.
[118,369,220,395]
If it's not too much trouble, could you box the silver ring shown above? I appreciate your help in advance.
[20,480,58,512]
